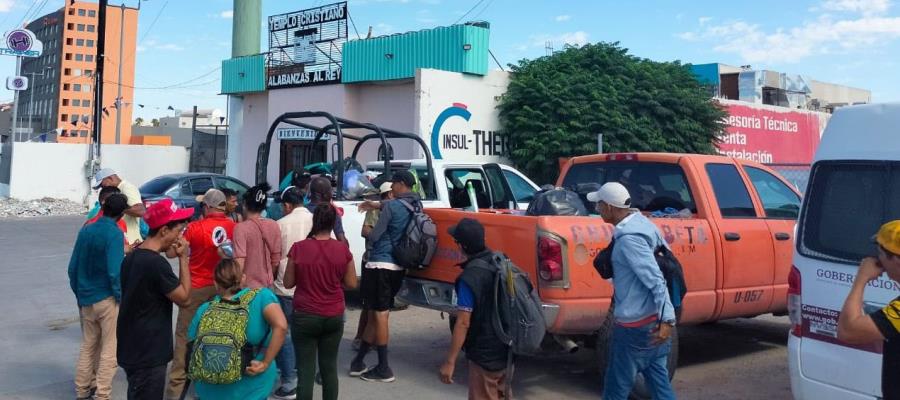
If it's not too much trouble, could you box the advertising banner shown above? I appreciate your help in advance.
[717,103,823,164]
[267,2,347,89]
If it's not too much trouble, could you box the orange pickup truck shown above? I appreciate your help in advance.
[398,153,802,388]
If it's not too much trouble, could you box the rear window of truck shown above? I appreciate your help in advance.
[799,161,900,264]
[561,161,697,213]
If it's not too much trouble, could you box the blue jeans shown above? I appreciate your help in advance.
[602,321,675,400]
[275,296,298,388]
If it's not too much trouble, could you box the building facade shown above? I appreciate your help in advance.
[15,1,138,144]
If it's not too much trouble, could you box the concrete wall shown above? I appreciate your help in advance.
[811,80,872,106]
[8,142,188,202]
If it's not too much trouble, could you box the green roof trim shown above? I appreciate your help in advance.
[221,54,266,94]
[342,23,490,83]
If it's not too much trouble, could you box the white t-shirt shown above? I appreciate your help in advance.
[275,207,313,297]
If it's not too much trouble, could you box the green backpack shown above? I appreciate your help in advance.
[187,289,261,385]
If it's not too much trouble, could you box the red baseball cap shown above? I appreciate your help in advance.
[144,198,194,229]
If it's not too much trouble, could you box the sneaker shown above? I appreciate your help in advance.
[272,386,297,400]
[360,366,396,383]
[349,360,373,377]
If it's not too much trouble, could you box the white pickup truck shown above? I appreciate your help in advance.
[255,112,540,275]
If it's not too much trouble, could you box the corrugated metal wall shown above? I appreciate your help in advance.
[221,54,266,94]
[342,24,490,83]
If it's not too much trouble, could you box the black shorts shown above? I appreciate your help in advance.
[361,267,406,312]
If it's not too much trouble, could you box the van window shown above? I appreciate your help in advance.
[799,162,900,264]
[745,167,801,219]
[706,163,756,218]
[561,161,696,212]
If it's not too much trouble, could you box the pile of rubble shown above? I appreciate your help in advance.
[0,197,87,218]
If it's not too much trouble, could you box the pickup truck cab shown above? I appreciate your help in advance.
[788,104,900,400]
[254,111,539,275]
[400,152,801,395]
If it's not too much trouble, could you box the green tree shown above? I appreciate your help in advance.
[133,117,144,126]
[151,118,160,127]
[499,42,726,184]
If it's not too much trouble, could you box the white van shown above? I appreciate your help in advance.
[789,103,900,399]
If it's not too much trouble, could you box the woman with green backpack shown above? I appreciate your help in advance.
[186,259,288,400]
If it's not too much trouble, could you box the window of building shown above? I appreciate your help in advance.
[86,40,94,47]
[71,114,80,123]
[80,130,89,137]
[83,100,91,108]
[78,9,86,16]
[87,25,95,33]
[66,38,73,45]
[73,69,81,76]
[61,114,68,122]
[74,54,82,61]
[64,83,71,91]
[67,23,74,30]
[65,53,72,61]
[84,69,93,76]
[82,84,91,92]
[68,8,75,16]
[86,55,94,62]
[62,99,69,106]
[73,84,81,91]
[88,10,96,17]
[72,99,81,107]
[76,39,84,46]
[64,68,71,76]
[77,24,85,32]
[60,129,68,137]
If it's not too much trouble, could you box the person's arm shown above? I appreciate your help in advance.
[121,184,146,218]
[124,203,146,218]
[106,230,125,302]
[343,257,358,290]
[165,238,192,307]
[269,223,282,270]
[233,224,248,271]
[362,225,374,238]
[838,257,887,344]
[440,281,475,384]
[67,237,80,298]
[334,215,349,246]
[283,256,297,289]
[245,302,288,376]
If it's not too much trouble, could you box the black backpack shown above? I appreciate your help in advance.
[391,199,437,270]
[593,235,687,316]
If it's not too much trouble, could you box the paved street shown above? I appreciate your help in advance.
[0,216,791,399]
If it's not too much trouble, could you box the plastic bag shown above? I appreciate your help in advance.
[525,188,589,216]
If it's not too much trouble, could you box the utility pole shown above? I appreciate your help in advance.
[114,3,125,144]
[93,0,108,157]
[10,57,20,142]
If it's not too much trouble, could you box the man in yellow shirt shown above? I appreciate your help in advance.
[94,168,146,245]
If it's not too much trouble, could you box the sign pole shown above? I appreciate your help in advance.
[597,133,603,154]
[10,57,20,141]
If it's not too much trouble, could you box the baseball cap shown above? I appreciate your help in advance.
[586,182,632,209]
[195,188,227,210]
[92,168,117,189]
[144,198,194,230]
[391,170,416,188]
[448,218,486,253]
[379,182,393,194]
[875,220,900,255]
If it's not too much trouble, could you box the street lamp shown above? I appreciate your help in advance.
[26,66,52,134]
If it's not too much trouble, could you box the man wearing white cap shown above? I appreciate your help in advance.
[587,182,676,400]
[94,168,145,245]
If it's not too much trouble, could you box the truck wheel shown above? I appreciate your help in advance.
[595,307,679,400]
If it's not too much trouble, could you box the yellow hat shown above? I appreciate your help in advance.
[875,220,900,255]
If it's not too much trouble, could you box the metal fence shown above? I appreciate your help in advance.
[189,125,228,174]
[766,163,811,194]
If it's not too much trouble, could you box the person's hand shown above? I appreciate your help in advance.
[439,360,455,384]
[171,237,189,259]
[124,242,134,254]
[650,322,673,346]
[245,360,268,376]
[357,200,380,212]
[858,257,885,283]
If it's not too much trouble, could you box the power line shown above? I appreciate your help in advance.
[16,0,39,28]
[489,49,504,71]
[470,0,496,20]
[453,0,486,25]
[348,13,361,40]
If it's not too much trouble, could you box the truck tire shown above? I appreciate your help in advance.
[595,307,679,400]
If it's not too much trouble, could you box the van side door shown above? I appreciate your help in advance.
[743,166,802,311]
[703,162,777,319]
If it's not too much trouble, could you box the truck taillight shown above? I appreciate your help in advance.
[788,265,802,337]
[606,153,638,161]
[538,236,563,282]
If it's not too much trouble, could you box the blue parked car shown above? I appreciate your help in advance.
[139,173,250,219]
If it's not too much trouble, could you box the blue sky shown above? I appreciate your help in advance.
[1,0,899,121]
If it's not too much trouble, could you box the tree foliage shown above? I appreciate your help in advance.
[498,42,726,184]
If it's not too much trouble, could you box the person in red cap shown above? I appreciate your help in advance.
[117,198,194,400]
[166,189,237,399]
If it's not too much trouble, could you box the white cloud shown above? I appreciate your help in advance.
[530,31,590,48]
[136,45,146,53]
[555,15,571,22]
[156,43,185,51]
[220,10,233,19]
[698,16,713,25]
[677,2,900,63]
[821,0,890,15]
[0,0,13,13]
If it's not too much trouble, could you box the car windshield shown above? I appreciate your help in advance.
[140,176,178,195]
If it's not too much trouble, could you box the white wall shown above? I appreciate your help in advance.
[8,142,189,203]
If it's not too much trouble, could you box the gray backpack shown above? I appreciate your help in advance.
[392,199,437,270]
[470,252,547,355]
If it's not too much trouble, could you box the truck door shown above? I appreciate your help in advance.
[743,166,802,311]
[704,162,777,319]
[484,163,518,209]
